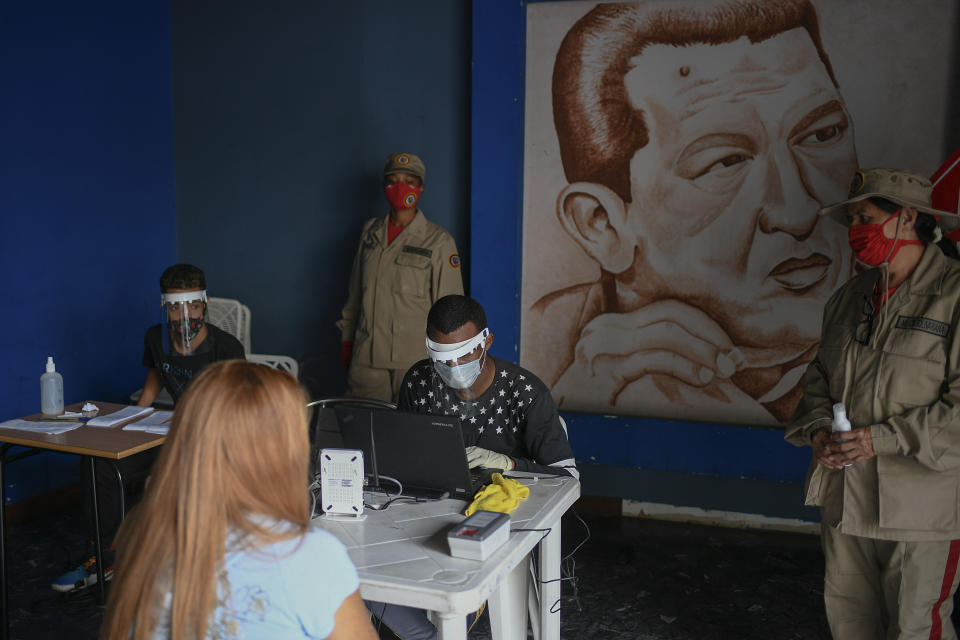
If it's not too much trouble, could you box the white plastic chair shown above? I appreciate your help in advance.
[305,397,397,477]
[246,353,299,379]
[208,297,252,353]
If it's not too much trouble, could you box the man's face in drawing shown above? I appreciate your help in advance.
[619,28,857,370]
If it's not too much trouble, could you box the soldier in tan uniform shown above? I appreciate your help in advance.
[338,153,464,402]
[786,168,960,639]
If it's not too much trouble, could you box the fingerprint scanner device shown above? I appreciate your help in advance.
[447,510,511,561]
[319,448,366,521]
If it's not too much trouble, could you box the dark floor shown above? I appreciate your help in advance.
[6,495,838,640]
[6,498,106,640]
[467,511,833,640]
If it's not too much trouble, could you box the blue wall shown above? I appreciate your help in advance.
[0,1,176,502]
[170,0,472,400]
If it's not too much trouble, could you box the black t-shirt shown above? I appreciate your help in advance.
[398,356,576,476]
[142,323,246,403]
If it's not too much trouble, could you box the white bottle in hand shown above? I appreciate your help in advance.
[832,402,852,467]
[40,356,64,416]
[832,403,851,432]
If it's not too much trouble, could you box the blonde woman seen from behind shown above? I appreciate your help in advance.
[102,360,377,640]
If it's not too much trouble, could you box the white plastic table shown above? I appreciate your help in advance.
[313,473,579,640]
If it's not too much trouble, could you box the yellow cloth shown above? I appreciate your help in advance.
[464,473,529,516]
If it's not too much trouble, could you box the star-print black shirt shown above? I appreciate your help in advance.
[398,356,576,477]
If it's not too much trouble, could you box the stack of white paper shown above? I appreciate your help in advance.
[123,410,174,435]
[0,419,83,436]
[86,406,154,428]
[122,424,170,435]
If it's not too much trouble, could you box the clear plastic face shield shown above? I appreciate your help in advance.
[161,289,209,356]
[426,327,490,390]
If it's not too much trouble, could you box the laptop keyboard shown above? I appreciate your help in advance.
[470,467,497,492]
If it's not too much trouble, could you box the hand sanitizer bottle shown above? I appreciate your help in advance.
[832,403,851,432]
[832,402,852,468]
[41,356,64,415]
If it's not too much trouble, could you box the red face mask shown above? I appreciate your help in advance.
[847,211,922,267]
[384,182,422,211]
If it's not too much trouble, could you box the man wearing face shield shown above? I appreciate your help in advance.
[369,296,577,640]
[52,264,245,594]
[138,264,246,406]
[403,295,578,478]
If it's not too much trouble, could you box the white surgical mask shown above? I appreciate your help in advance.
[434,350,486,389]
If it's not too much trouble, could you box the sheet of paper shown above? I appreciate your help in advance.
[129,410,173,427]
[122,423,170,435]
[0,419,83,436]
[86,405,154,428]
[122,410,173,435]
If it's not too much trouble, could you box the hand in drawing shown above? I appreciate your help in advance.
[552,300,746,406]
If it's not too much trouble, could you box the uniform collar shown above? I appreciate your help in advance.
[369,209,428,246]
[900,243,949,297]
[852,244,948,300]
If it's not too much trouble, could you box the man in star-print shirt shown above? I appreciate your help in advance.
[398,295,578,479]
[368,297,578,640]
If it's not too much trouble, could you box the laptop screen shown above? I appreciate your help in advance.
[333,406,475,500]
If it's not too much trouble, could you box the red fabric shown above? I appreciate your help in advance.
[872,283,898,313]
[930,539,960,639]
[384,183,422,211]
[848,212,922,267]
[930,149,960,242]
[387,220,405,245]
[339,341,353,371]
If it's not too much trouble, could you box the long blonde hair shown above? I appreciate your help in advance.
[102,360,311,640]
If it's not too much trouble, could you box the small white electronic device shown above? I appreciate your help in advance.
[319,448,366,521]
[447,510,511,560]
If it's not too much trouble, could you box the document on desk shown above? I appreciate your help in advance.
[86,405,154,428]
[123,410,173,435]
[0,419,83,436]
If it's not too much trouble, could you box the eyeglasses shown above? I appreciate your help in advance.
[854,293,875,345]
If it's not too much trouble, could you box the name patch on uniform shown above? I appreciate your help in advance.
[895,315,949,337]
[402,245,432,258]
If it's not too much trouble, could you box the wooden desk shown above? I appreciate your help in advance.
[0,401,166,640]
[314,474,580,640]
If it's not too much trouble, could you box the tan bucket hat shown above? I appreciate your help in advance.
[819,168,960,233]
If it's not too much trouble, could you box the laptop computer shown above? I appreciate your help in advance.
[333,406,494,500]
